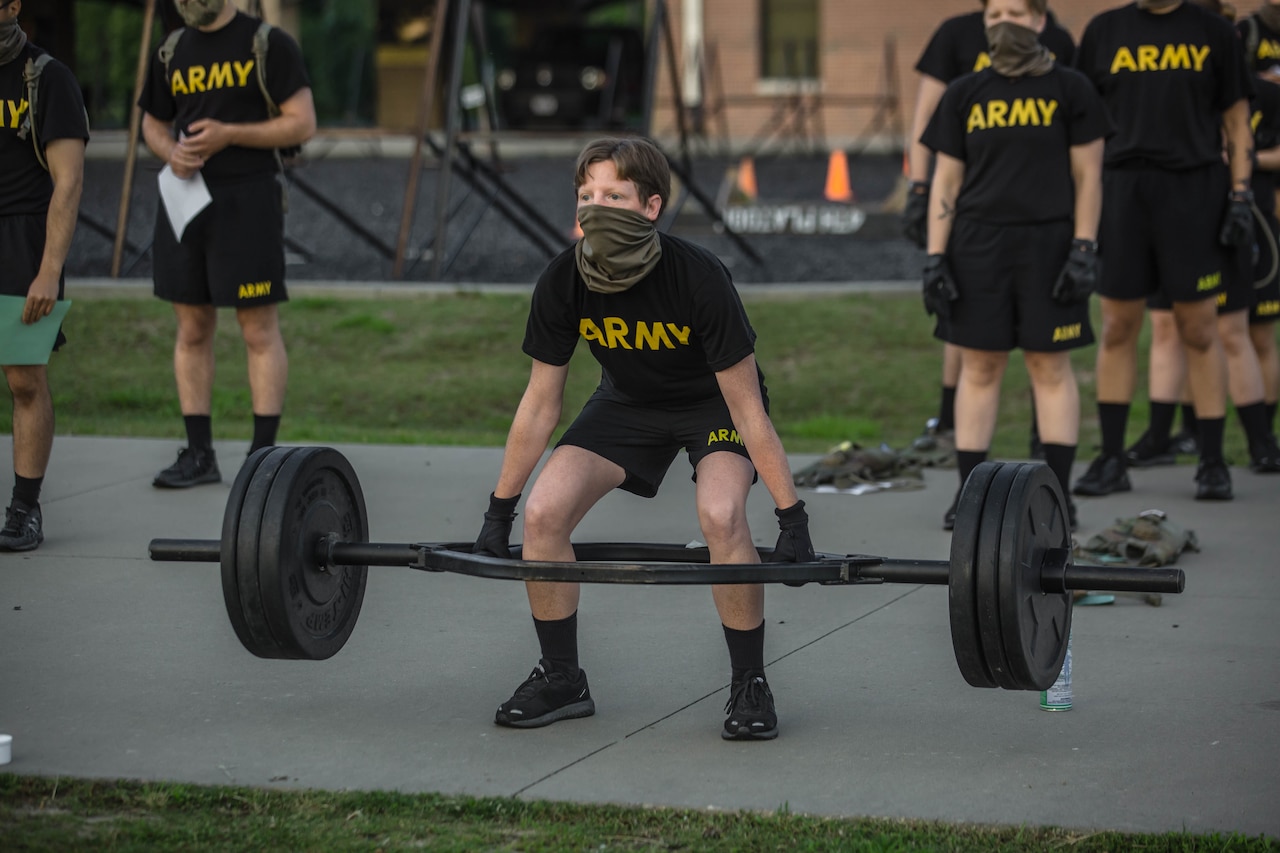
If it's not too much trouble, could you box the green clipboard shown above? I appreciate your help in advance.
[0,296,72,365]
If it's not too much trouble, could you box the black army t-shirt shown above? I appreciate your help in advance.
[1251,76,1280,211]
[1075,2,1251,170]
[921,65,1113,225]
[1238,14,1280,76]
[0,44,89,216]
[524,232,760,407]
[138,11,309,182]
[915,11,1076,84]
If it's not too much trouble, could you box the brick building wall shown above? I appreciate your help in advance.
[650,0,1140,151]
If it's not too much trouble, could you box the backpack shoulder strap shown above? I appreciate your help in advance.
[157,28,185,81]
[18,54,55,171]
[252,21,280,117]
[1246,16,1262,70]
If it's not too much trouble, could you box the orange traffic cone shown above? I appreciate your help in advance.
[736,156,758,203]
[825,149,854,203]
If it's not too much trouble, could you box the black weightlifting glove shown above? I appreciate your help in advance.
[1220,189,1255,249]
[473,492,520,558]
[770,500,816,563]
[922,253,959,320]
[1051,238,1100,306]
[901,181,930,248]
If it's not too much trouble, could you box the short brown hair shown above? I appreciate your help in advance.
[574,137,670,213]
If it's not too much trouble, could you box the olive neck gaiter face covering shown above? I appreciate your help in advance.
[574,204,662,294]
[986,21,1054,78]
[0,18,27,66]
[176,0,227,29]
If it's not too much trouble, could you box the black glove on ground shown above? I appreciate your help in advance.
[901,182,929,248]
[473,492,520,558]
[1051,238,1100,305]
[770,500,816,563]
[1220,190,1254,249]
[922,253,959,319]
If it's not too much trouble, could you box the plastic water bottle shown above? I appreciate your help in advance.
[1039,633,1072,711]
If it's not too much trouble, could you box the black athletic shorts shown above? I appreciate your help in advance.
[556,390,766,498]
[1148,238,1252,314]
[1099,165,1229,304]
[935,217,1093,353]
[153,174,288,308]
[0,213,67,353]
[1251,214,1280,325]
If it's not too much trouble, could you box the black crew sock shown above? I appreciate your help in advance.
[1098,402,1130,458]
[938,386,957,432]
[533,612,580,677]
[183,415,213,452]
[1235,402,1272,449]
[1197,417,1227,464]
[12,475,42,510]
[956,450,988,490]
[1148,401,1178,447]
[1266,402,1277,432]
[1041,443,1077,500]
[250,414,282,454]
[723,621,765,683]
[1180,403,1200,438]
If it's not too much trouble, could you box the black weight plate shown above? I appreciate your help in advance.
[997,463,1073,691]
[234,446,302,658]
[220,446,276,655]
[257,447,369,660]
[975,463,1020,690]
[948,461,1004,688]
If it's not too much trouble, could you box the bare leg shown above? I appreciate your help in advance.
[4,365,54,479]
[954,348,1009,453]
[1024,351,1079,446]
[172,303,217,415]
[236,303,288,416]
[696,452,764,631]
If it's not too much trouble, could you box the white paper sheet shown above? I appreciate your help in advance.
[157,164,212,241]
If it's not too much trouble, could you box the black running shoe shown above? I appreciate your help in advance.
[1168,429,1200,457]
[1072,454,1132,497]
[0,503,43,552]
[943,489,959,531]
[153,447,221,489]
[1124,431,1176,468]
[494,661,594,728]
[722,673,778,741]
[1194,459,1234,501]
[1248,435,1280,474]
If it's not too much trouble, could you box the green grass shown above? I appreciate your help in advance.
[10,289,1249,463]
[2,774,1275,852]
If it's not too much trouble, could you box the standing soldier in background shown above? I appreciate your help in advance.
[0,0,89,552]
[139,0,315,488]
[903,1,1076,459]
[1071,0,1253,501]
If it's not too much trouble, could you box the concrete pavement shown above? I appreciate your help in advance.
[1,435,1278,838]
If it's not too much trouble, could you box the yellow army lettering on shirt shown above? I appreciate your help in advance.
[1051,323,1082,343]
[238,280,272,299]
[170,59,256,96]
[706,427,745,447]
[2,98,28,128]
[1258,39,1280,62]
[579,317,692,350]
[1109,44,1210,74]
[966,98,1058,133]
